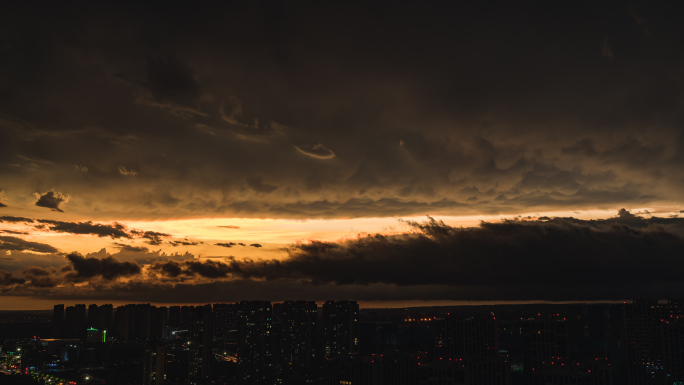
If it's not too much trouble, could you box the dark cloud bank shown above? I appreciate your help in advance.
[2,212,684,301]
[1,1,683,219]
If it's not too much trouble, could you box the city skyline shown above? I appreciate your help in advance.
[2,1,684,309]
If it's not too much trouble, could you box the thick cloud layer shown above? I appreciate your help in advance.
[132,214,680,302]
[0,271,25,288]
[22,267,61,288]
[0,1,682,219]
[237,216,684,294]
[5,212,672,302]
[63,253,141,281]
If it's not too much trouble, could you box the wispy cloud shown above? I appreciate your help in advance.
[118,166,138,176]
[294,143,336,159]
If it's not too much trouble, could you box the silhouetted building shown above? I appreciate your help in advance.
[189,305,212,385]
[322,300,360,359]
[273,300,318,383]
[435,315,508,385]
[181,306,196,329]
[113,304,130,339]
[169,306,181,328]
[237,301,273,384]
[53,304,64,338]
[64,304,86,339]
[212,303,241,357]
[87,303,113,331]
[151,306,168,339]
[144,341,168,385]
[522,317,569,384]
[625,299,684,385]
[86,327,106,343]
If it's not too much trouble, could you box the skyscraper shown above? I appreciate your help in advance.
[64,304,87,339]
[144,342,168,385]
[322,300,360,358]
[189,305,212,385]
[53,304,64,338]
[274,300,319,382]
[237,301,273,384]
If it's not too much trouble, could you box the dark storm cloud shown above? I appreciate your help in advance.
[151,260,183,278]
[0,236,58,253]
[64,253,141,281]
[21,267,61,288]
[150,259,234,279]
[71,247,194,267]
[34,191,67,212]
[215,242,254,248]
[183,260,233,278]
[562,139,598,157]
[0,230,28,235]
[134,231,172,245]
[130,52,207,118]
[0,216,34,223]
[247,177,277,193]
[1,1,684,220]
[14,279,467,303]
[0,270,26,287]
[168,240,203,247]
[4,212,684,301]
[114,243,149,253]
[37,219,130,238]
[17,218,173,242]
[190,212,684,299]
[11,276,679,304]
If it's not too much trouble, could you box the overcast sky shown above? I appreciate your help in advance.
[1,1,683,307]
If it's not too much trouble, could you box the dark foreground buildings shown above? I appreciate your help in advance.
[2,299,684,384]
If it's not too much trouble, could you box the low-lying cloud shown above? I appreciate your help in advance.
[63,253,141,281]
[3,211,684,301]
[156,211,684,300]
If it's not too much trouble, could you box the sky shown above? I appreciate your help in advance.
[1,1,684,309]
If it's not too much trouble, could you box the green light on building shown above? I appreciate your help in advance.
[103,330,107,343]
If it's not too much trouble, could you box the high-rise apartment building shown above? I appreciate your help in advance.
[322,300,360,358]
[237,301,273,384]
[143,342,168,385]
